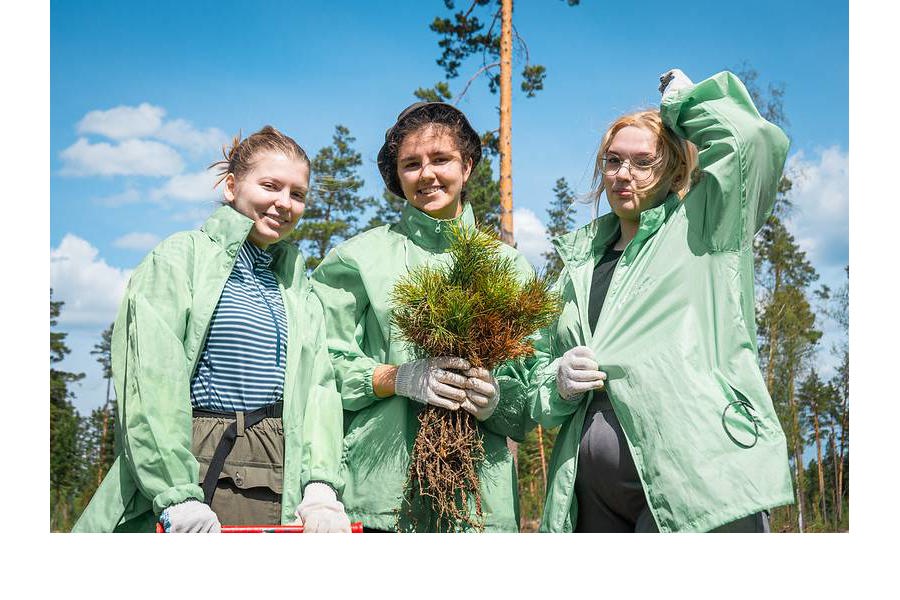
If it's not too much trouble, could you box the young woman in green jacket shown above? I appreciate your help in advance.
[73,127,351,533]
[310,103,535,532]
[527,69,794,532]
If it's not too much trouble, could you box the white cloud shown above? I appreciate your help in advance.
[113,232,161,251]
[60,137,184,177]
[784,146,849,270]
[513,207,553,271]
[152,169,221,202]
[50,235,132,326]
[156,119,228,155]
[76,103,165,140]
[93,188,143,207]
[75,102,227,156]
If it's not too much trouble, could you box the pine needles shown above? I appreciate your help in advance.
[392,222,560,531]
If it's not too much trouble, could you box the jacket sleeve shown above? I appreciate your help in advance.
[661,70,790,251]
[111,239,204,516]
[298,287,346,495]
[310,247,381,412]
[524,322,583,429]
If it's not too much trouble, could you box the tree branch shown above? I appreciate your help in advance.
[513,23,530,64]
[481,7,501,65]
[454,61,500,104]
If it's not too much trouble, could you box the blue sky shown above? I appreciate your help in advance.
[49,0,849,415]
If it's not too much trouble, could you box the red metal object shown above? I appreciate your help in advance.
[156,522,363,533]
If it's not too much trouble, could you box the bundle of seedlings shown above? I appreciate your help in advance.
[391,222,560,532]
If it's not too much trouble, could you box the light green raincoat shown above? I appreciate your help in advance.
[72,206,345,532]
[528,71,794,532]
[310,203,536,532]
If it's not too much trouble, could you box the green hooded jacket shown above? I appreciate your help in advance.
[528,71,795,532]
[72,206,345,532]
[310,203,536,532]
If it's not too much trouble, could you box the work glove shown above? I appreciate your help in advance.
[460,366,500,421]
[659,68,694,99]
[159,499,221,533]
[556,345,608,402]
[395,356,471,410]
[293,482,352,533]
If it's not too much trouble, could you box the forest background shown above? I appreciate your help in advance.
[48,0,849,533]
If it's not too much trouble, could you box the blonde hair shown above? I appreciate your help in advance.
[209,125,309,189]
[591,109,698,207]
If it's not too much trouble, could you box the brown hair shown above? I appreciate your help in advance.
[209,125,310,189]
[591,109,698,204]
[383,105,481,200]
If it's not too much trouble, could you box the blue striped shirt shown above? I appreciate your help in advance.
[190,241,288,411]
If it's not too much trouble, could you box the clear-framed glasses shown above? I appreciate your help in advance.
[600,154,662,182]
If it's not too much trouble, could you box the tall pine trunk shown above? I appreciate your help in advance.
[837,403,848,526]
[498,0,514,247]
[812,405,827,524]
[536,424,547,492]
[787,367,805,532]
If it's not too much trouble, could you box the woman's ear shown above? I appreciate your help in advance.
[223,173,236,204]
[462,158,474,184]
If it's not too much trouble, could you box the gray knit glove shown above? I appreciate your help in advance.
[556,346,607,402]
[395,357,471,410]
[460,367,500,421]
[159,499,221,533]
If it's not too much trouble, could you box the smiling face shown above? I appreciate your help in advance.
[224,151,310,248]
[396,125,473,220]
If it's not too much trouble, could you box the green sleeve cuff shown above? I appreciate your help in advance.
[152,483,205,517]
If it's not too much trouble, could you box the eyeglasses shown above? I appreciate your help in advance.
[600,154,662,182]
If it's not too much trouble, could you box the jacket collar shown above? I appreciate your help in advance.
[552,193,681,268]
[201,205,255,258]
[396,202,475,251]
[201,204,305,286]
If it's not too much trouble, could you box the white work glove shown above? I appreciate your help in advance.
[293,482,352,533]
[395,356,471,410]
[159,499,221,533]
[659,68,694,99]
[460,366,500,421]
[556,345,608,402]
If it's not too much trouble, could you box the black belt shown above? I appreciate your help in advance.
[192,402,283,504]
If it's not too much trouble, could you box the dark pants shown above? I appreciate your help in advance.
[192,414,284,526]
[574,393,769,533]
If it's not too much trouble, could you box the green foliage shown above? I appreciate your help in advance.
[366,188,408,230]
[289,125,374,270]
[424,0,579,102]
[543,177,576,278]
[517,424,558,530]
[414,82,454,102]
[465,159,501,233]
[49,290,88,531]
[392,222,560,370]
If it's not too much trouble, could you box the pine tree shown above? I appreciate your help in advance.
[290,125,373,270]
[542,177,576,278]
[49,289,86,531]
[421,0,581,245]
[465,158,502,232]
[798,369,830,525]
[366,189,407,230]
[89,324,116,488]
